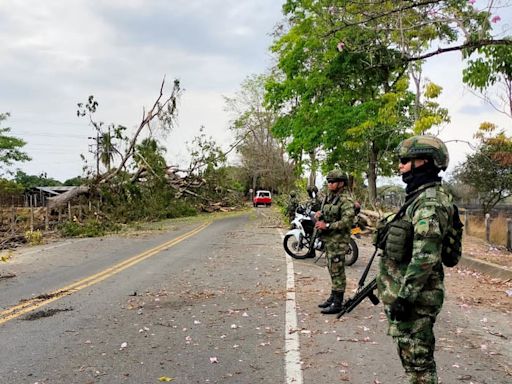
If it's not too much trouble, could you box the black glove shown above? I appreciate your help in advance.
[389,297,413,321]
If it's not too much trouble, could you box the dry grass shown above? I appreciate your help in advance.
[490,215,510,246]
[464,213,510,247]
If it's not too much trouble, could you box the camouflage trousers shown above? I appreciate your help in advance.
[393,321,437,384]
[325,240,348,292]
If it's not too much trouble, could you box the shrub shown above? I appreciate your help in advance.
[59,219,120,238]
[25,230,43,245]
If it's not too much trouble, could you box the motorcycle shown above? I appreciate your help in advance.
[283,205,359,266]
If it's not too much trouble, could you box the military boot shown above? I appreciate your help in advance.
[321,292,344,314]
[318,291,335,308]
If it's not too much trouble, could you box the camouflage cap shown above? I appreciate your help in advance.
[326,169,348,182]
[397,135,449,170]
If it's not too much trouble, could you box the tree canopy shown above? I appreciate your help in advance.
[261,1,510,205]
[0,113,31,175]
[453,123,512,213]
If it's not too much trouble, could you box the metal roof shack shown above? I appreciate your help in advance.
[24,186,80,207]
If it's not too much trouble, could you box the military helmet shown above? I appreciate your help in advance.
[326,169,348,183]
[289,190,297,197]
[397,135,449,170]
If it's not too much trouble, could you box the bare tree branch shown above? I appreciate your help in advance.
[100,77,181,184]
[405,39,512,61]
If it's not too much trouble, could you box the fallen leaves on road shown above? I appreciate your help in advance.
[446,267,512,313]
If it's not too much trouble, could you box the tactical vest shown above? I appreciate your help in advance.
[375,183,463,267]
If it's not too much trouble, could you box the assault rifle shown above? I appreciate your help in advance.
[337,247,380,318]
[309,193,328,256]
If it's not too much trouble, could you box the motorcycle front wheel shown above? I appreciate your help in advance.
[283,234,313,259]
[345,238,359,266]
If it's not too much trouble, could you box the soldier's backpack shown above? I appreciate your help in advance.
[440,204,464,267]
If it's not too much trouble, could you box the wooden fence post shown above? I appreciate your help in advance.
[30,197,34,232]
[485,213,491,243]
[507,218,512,251]
[68,201,72,220]
[45,205,49,231]
[11,205,16,235]
[462,208,468,237]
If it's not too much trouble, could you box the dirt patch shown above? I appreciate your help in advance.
[0,272,16,279]
[445,267,512,313]
[22,307,73,320]
[462,235,512,269]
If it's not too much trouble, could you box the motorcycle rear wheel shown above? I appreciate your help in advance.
[345,238,359,266]
[283,234,313,259]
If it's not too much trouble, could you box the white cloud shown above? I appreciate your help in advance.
[0,0,282,180]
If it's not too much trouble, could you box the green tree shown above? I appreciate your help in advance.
[0,113,31,175]
[265,3,418,203]
[225,74,296,193]
[0,178,24,198]
[265,1,499,204]
[63,176,87,186]
[463,43,512,118]
[453,123,512,214]
[14,171,62,188]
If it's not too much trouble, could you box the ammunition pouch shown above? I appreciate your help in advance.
[374,214,394,250]
[384,219,414,263]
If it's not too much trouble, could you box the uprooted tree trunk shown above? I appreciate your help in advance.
[47,186,91,210]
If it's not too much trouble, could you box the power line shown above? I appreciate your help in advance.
[11,131,87,139]
[9,116,90,127]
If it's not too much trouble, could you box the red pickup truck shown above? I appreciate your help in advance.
[253,190,272,207]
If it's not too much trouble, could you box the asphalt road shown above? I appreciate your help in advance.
[0,209,510,384]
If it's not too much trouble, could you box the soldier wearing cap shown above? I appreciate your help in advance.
[376,135,455,384]
[315,169,355,314]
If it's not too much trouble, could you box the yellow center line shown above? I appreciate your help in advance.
[0,221,211,325]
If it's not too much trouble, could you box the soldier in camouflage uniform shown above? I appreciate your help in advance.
[376,135,454,384]
[315,170,355,314]
[307,185,322,212]
[286,191,300,223]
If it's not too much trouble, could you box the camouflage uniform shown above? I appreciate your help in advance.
[322,189,355,293]
[377,135,452,384]
[307,186,322,212]
[308,195,322,212]
[287,192,300,222]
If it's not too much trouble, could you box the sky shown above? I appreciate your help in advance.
[0,0,511,183]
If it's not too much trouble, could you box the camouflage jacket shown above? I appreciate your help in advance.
[308,196,322,212]
[320,190,355,242]
[287,196,299,217]
[377,182,454,333]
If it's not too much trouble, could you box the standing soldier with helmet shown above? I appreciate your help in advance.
[286,191,300,223]
[315,169,355,314]
[376,135,458,384]
[307,185,322,212]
